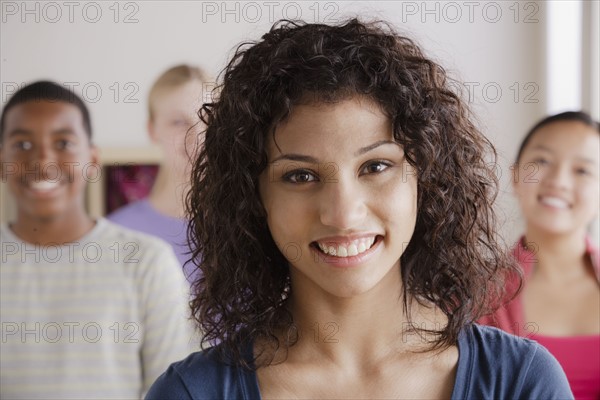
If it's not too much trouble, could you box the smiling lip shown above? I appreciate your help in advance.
[310,235,383,268]
[23,180,63,198]
[538,195,570,210]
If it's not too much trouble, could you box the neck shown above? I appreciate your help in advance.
[148,165,189,218]
[11,208,95,245]
[277,266,445,367]
[524,226,589,280]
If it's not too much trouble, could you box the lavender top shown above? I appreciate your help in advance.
[108,199,197,284]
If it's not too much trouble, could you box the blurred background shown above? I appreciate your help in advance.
[1,0,598,245]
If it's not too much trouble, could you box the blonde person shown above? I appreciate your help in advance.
[109,65,208,282]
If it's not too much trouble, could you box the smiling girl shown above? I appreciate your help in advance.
[146,19,573,399]
[481,111,600,399]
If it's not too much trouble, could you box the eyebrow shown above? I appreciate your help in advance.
[52,129,76,136]
[529,145,597,164]
[7,128,76,138]
[7,128,31,138]
[271,140,400,163]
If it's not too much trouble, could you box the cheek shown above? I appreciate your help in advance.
[389,174,417,205]
[579,181,600,208]
[65,150,94,183]
[69,164,93,187]
[378,177,418,228]
[155,126,182,147]
[514,180,538,203]
[261,184,314,255]
[265,194,308,241]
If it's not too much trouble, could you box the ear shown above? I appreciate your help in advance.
[0,142,10,180]
[147,120,158,144]
[511,162,520,194]
[89,144,100,166]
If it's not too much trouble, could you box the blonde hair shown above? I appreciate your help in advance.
[148,64,208,121]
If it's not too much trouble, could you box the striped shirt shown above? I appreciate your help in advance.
[0,219,197,399]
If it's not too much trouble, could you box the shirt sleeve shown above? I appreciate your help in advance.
[519,343,574,399]
[138,243,198,396]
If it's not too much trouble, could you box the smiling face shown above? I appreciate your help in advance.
[514,120,600,236]
[0,100,97,221]
[258,97,418,299]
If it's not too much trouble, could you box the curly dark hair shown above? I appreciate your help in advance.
[187,18,518,367]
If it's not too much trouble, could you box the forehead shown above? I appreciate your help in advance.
[525,121,600,162]
[268,97,392,156]
[3,100,86,137]
[151,80,204,113]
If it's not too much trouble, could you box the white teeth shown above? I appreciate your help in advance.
[316,236,377,258]
[347,243,358,256]
[540,196,569,209]
[29,180,59,191]
[318,242,328,254]
[367,237,375,248]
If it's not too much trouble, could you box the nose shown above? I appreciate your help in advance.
[542,163,572,191]
[27,143,58,180]
[319,175,367,230]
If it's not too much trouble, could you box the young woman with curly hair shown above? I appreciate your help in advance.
[147,19,573,399]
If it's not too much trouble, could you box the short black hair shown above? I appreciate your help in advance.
[516,111,600,163]
[0,80,92,143]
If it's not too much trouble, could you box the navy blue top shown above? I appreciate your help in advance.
[146,324,573,399]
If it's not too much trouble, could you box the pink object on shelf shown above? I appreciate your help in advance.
[104,164,159,214]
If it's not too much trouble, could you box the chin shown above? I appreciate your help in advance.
[325,278,385,299]
[532,220,578,236]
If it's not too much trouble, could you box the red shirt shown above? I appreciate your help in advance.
[480,237,600,400]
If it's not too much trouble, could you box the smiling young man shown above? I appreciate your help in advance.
[0,81,195,399]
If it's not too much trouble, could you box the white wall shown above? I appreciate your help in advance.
[1,1,551,243]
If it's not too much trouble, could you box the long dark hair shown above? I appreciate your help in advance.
[187,18,518,367]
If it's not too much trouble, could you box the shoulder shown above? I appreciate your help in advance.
[99,218,174,255]
[467,323,532,347]
[97,219,182,279]
[456,324,573,399]
[0,224,15,243]
[146,346,258,400]
[106,200,148,225]
[0,224,21,267]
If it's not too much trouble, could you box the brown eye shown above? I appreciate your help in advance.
[56,140,73,150]
[575,167,590,176]
[14,141,32,151]
[361,161,391,175]
[283,169,318,183]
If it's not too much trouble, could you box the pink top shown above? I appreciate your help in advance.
[480,237,600,400]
